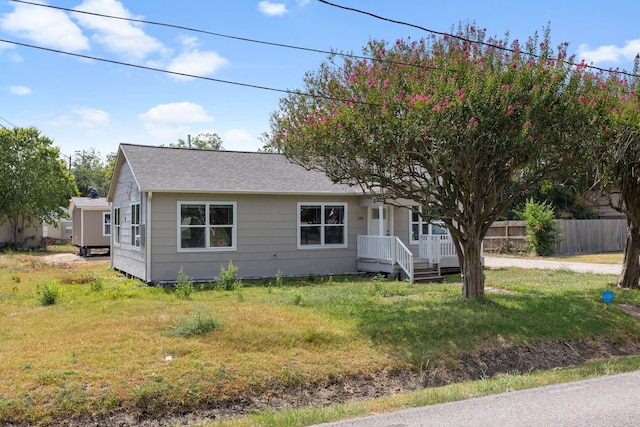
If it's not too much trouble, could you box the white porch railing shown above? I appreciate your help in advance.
[419,234,456,262]
[357,235,414,282]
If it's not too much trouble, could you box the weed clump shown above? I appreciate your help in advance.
[174,266,195,299]
[37,282,59,306]
[215,261,242,291]
[168,309,221,337]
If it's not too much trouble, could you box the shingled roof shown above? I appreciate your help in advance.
[111,143,360,196]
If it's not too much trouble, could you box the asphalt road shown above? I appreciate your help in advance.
[315,370,640,426]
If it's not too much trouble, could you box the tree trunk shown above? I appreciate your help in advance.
[618,222,640,289]
[460,237,485,299]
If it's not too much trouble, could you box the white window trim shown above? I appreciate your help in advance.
[113,207,121,246]
[297,202,348,249]
[177,201,237,252]
[102,212,111,237]
[131,202,141,250]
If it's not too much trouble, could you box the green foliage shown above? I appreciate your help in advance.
[275,269,284,287]
[174,266,195,299]
[215,261,241,290]
[516,198,562,256]
[267,24,599,298]
[0,126,79,249]
[37,282,60,306]
[70,148,115,197]
[170,132,224,150]
[168,309,221,337]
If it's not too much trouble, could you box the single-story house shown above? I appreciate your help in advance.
[0,217,43,250]
[43,207,72,242]
[69,197,111,256]
[107,143,462,284]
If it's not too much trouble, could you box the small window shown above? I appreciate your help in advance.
[298,203,347,248]
[113,207,121,245]
[178,202,236,251]
[103,212,111,236]
[131,203,141,248]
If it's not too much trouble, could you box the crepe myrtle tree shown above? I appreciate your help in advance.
[266,25,600,299]
[589,60,640,289]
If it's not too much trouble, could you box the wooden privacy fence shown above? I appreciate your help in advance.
[484,219,627,255]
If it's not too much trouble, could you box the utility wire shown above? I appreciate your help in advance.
[0,114,17,129]
[9,0,424,70]
[318,0,640,79]
[14,0,638,78]
[0,38,383,107]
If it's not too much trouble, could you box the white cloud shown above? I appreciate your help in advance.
[578,39,640,64]
[9,86,32,95]
[166,49,229,80]
[258,1,288,16]
[73,0,167,61]
[223,128,256,151]
[0,1,89,52]
[139,102,214,123]
[46,107,110,129]
[139,102,214,139]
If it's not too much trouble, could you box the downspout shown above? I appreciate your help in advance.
[145,191,152,283]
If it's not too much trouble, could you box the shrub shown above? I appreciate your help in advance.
[174,266,195,299]
[215,261,241,291]
[37,283,59,306]
[516,198,562,256]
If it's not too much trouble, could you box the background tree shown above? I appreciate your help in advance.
[0,126,78,249]
[267,25,598,299]
[70,148,115,197]
[170,132,224,150]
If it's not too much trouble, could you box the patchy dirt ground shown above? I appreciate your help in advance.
[49,337,640,427]
[39,252,110,266]
[28,254,640,426]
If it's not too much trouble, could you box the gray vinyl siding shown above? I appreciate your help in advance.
[110,160,146,280]
[147,192,367,283]
[71,208,110,247]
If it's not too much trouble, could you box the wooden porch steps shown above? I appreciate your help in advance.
[413,260,443,283]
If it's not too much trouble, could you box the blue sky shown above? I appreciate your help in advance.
[1,0,640,159]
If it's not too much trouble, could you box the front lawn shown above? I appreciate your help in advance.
[1,248,640,426]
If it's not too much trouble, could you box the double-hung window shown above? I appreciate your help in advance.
[178,202,236,251]
[113,207,121,245]
[409,206,448,244]
[103,212,111,236]
[131,203,141,248]
[298,203,347,248]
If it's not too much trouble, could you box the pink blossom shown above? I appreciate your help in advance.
[523,121,531,129]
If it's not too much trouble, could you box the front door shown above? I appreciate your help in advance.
[367,206,392,236]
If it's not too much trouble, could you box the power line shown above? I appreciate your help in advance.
[9,0,639,79]
[8,0,410,68]
[0,114,17,129]
[0,37,383,107]
[318,0,640,79]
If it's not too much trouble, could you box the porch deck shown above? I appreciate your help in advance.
[356,235,460,283]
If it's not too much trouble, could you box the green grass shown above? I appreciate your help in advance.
[1,247,639,426]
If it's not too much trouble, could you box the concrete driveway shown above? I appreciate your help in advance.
[484,255,622,275]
